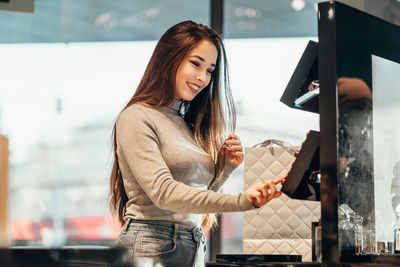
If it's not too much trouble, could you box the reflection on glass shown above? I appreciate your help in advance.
[372,55,400,248]
[337,77,374,256]
[393,161,400,253]
[338,204,355,256]
[354,214,363,254]
[337,57,400,256]
[315,225,322,262]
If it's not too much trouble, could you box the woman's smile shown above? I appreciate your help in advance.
[187,81,201,93]
[174,39,217,101]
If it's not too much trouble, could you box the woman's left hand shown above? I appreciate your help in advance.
[221,134,244,166]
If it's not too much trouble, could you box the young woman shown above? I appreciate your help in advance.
[110,21,283,267]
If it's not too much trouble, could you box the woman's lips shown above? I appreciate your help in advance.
[187,82,201,94]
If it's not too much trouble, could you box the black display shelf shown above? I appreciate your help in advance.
[0,247,130,267]
[216,254,302,263]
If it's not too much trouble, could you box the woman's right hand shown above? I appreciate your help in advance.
[245,177,284,208]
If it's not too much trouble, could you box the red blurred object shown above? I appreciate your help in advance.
[10,216,120,241]
[10,219,42,240]
[64,216,120,239]
[221,213,237,238]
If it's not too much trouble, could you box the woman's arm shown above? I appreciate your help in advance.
[116,107,254,214]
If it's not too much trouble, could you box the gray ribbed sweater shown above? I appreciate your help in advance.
[116,100,254,227]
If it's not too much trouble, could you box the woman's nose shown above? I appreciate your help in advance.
[196,71,206,83]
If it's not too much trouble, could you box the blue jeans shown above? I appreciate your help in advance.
[115,219,206,267]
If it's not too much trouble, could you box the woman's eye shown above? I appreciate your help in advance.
[207,69,214,74]
[190,61,200,67]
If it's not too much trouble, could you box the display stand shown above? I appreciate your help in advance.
[319,1,400,265]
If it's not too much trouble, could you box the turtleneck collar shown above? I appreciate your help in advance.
[165,99,183,114]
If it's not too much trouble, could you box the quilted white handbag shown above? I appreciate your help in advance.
[243,139,320,262]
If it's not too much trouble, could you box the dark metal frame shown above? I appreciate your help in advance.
[209,0,224,262]
[318,1,340,265]
[319,1,400,265]
[211,0,223,35]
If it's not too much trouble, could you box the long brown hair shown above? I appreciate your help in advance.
[110,21,236,230]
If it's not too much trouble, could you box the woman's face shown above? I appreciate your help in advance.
[175,40,218,101]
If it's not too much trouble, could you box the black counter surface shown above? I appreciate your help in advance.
[205,254,400,267]
[215,254,302,263]
[206,262,400,267]
[3,248,400,267]
[0,247,130,267]
[206,262,319,267]
[206,254,313,267]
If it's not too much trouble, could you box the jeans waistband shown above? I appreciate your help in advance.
[123,219,205,247]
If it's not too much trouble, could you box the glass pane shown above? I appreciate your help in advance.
[0,0,209,43]
[221,37,319,254]
[372,55,400,249]
[1,0,210,247]
[333,1,400,258]
[223,0,321,256]
[224,0,319,38]
[0,40,159,246]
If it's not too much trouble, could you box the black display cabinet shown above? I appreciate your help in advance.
[318,1,400,266]
[207,1,400,266]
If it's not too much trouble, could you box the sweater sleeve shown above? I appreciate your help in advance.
[116,106,255,214]
[209,160,238,192]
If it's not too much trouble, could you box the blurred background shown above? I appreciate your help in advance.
[0,0,399,260]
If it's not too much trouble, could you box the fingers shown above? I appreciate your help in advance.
[224,136,242,154]
[246,179,283,208]
[258,183,269,198]
[281,176,287,185]
[224,140,241,149]
[228,134,239,140]
[230,151,244,156]
[225,134,240,145]
[224,135,243,163]
[272,176,286,185]
[254,191,263,203]
[246,185,262,208]
[221,134,238,147]
[247,188,263,206]
[278,170,291,185]
[226,144,242,151]
[264,180,277,202]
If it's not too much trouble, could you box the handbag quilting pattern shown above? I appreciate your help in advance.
[243,140,320,262]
